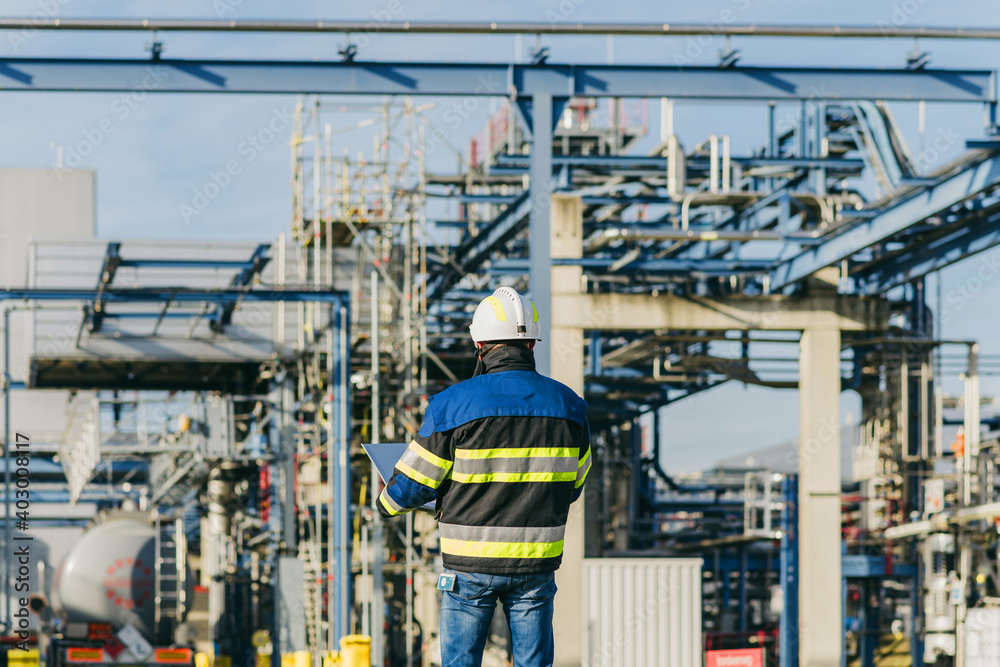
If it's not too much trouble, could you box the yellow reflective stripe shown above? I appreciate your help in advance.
[484,296,507,322]
[440,537,564,560]
[451,471,577,484]
[378,491,404,517]
[575,454,592,489]
[531,300,538,322]
[409,440,452,471]
[397,460,444,489]
[577,448,592,470]
[455,447,578,459]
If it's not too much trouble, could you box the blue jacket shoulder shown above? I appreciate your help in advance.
[420,371,588,436]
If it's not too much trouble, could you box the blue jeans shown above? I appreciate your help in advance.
[440,569,556,667]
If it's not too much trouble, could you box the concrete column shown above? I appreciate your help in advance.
[549,195,584,667]
[797,327,842,667]
[530,92,554,376]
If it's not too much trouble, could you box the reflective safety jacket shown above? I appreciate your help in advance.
[376,345,591,574]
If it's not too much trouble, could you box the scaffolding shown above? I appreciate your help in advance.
[289,95,433,664]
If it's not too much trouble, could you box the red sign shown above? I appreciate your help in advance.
[87,622,114,642]
[103,639,126,659]
[706,648,765,667]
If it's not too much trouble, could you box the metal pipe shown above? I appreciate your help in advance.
[3,19,1000,39]
[338,303,350,643]
[721,135,731,193]
[370,271,385,666]
[405,513,414,667]
[327,317,338,651]
[709,135,719,194]
[963,345,979,506]
[586,226,821,251]
[883,501,1000,539]
[900,358,909,458]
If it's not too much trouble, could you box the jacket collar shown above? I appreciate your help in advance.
[476,343,536,375]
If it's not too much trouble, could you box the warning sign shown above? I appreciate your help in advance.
[706,648,765,667]
[103,639,126,659]
[116,624,153,661]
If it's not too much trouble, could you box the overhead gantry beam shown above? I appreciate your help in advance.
[852,203,1000,294]
[4,18,1000,40]
[770,153,1000,290]
[0,287,344,303]
[553,292,885,332]
[0,58,991,101]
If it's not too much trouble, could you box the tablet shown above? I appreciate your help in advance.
[363,442,435,512]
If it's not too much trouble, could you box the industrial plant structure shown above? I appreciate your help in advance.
[3,16,1000,667]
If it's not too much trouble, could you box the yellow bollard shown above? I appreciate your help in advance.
[279,651,310,667]
[322,651,340,667]
[195,653,211,667]
[8,649,40,667]
[337,636,370,667]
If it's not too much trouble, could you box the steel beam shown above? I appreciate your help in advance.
[460,193,674,205]
[553,293,885,332]
[530,93,555,375]
[853,209,1000,294]
[489,257,774,274]
[427,191,532,301]
[0,58,989,101]
[0,287,345,303]
[770,154,1000,289]
[495,153,866,171]
[4,19,1000,40]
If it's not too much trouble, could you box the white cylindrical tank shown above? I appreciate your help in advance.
[51,512,192,642]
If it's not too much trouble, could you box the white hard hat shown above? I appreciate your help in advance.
[469,287,541,343]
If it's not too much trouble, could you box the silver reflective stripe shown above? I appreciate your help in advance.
[576,449,592,485]
[453,456,578,476]
[400,447,449,483]
[438,522,566,544]
[380,489,406,514]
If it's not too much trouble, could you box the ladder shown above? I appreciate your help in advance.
[153,513,188,642]
[298,507,325,660]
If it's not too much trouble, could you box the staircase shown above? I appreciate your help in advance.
[150,450,209,507]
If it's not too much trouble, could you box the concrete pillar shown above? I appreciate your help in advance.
[530,92,554,376]
[797,328,842,667]
[549,195,584,667]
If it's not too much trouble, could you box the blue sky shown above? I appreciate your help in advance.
[2,0,1000,470]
